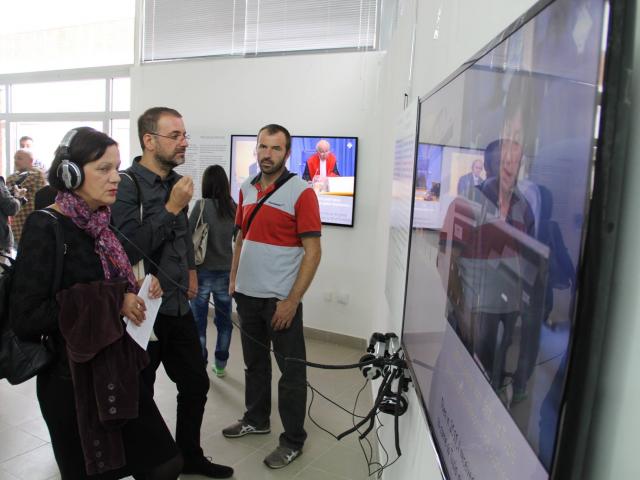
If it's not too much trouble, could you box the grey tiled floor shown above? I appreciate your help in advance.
[0,327,378,479]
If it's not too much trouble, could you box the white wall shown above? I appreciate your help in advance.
[130,51,384,340]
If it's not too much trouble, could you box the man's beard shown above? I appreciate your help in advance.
[259,156,285,175]
[155,150,185,171]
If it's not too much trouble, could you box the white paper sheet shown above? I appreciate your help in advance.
[125,274,162,350]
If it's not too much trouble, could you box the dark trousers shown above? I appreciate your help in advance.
[141,310,210,461]
[473,311,519,390]
[235,293,307,450]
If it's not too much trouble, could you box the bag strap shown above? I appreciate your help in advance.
[120,168,143,221]
[195,198,206,228]
[245,172,296,234]
[38,209,66,296]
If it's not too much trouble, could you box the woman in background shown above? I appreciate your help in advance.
[10,127,182,479]
[189,165,236,377]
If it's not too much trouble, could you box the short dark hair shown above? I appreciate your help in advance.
[257,124,291,155]
[19,136,33,144]
[137,107,182,150]
[484,139,503,178]
[48,127,117,192]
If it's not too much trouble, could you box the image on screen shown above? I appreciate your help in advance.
[230,135,358,226]
[401,0,607,478]
[412,143,485,229]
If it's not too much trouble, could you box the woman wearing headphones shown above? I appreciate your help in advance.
[9,127,182,480]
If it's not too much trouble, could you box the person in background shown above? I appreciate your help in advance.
[9,127,182,479]
[19,135,33,149]
[223,124,322,469]
[19,135,46,171]
[0,175,22,257]
[111,107,233,479]
[302,139,340,181]
[7,149,46,245]
[189,165,236,378]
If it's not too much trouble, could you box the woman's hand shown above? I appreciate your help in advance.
[147,275,163,299]
[121,292,146,326]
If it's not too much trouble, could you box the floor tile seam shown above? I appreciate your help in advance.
[0,436,49,464]
[15,426,50,443]
[295,463,353,480]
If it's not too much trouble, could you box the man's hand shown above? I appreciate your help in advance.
[271,298,299,331]
[146,275,164,299]
[187,269,198,300]
[228,278,236,296]
[166,176,194,214]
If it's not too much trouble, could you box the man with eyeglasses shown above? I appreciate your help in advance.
[111,107,233,478]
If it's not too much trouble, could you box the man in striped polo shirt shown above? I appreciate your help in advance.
[222,124,322,469]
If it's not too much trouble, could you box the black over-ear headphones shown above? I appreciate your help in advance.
[378,366,411,416]
[359,332,387,380]
[56,129,82,190]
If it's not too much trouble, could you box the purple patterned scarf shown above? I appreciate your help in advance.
[56,191,138,293]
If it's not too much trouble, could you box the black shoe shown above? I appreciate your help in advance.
[182,456,234,478]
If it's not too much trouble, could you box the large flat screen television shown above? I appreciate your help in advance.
[401,0,634,478]
[230,134,358,227]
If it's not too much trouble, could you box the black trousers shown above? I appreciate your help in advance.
[141,310,210,462]
[37,362,178,480]
[235,293,307,450]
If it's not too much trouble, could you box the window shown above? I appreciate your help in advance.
[0,0,134,74]
[143,0,379,62]
[0,70,131,177]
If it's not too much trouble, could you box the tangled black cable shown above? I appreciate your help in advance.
[113,224,406,474]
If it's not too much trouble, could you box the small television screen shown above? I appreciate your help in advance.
[413,143,485,229]
[230,135,358,227]
[401,0,612,478]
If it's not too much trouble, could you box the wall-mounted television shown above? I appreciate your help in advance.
[230,134,358,227]
[413,143,485,229]
[401,0,634,479]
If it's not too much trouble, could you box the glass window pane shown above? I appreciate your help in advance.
[112,78,130,112]
[111,119,131,169]
[0,0,134,74]
[0,121,6,178]
[12,80,106,113]
[0,86,6,113]
[11,121,103,172]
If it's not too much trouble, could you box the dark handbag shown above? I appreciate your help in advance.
[0,210,65,385]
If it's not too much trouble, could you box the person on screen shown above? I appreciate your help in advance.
[438,137,539,404]
[456,159,484,197]
[302,140,340,182]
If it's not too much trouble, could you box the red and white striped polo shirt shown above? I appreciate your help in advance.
[235,170,321,299]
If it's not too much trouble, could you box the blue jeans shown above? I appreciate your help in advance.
[190,270,233,368]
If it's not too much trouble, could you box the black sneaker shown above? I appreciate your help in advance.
[182,456,233,478]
